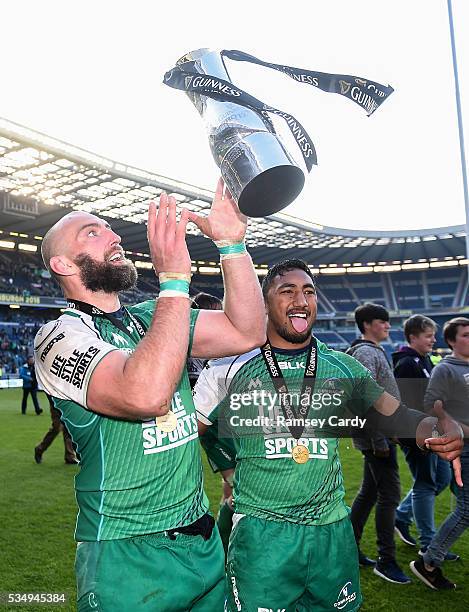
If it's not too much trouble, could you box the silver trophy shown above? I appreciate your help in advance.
[176,49,305,217]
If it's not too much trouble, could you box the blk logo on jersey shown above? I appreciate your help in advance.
[141,391,198,455]
[278,360,305,370]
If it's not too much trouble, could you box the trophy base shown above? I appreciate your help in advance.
[220,131,305,218]
[238,165,305,217]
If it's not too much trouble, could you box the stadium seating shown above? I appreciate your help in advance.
[1,238,469,371]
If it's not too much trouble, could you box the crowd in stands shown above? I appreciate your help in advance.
[0,324,38,375]
[0,311,53,377]
[0,252,57,297]
[0,250,466,379]
[0,251,162,303]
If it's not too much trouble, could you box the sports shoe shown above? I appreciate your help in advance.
[419,547,460,562]
[358,550,376,567]
[410,558,456,590]
[394,519,416,546]
[36,409,43,415]
[373,559,411,584]
[34,446,42,464]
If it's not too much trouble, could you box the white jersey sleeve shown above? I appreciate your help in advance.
[193,349,260,425]
[193,356,236,425]
[34,314,118,408]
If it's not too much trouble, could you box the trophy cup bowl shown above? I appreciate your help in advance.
[177,49,305,217]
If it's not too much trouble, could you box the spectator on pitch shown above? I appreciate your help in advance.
[19,355,43,415]
[34,178,266,611]
[347,303,410,584]
[194,259,463,611]
[34,393,78,464]
[393,315,457,560]
[411,317,469,590]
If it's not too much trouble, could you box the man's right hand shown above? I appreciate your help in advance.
[148,193,191,275]
[187,177,247,244]
[416,400,464,486]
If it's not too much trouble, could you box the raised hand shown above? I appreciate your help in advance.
[187,177,247,243]
[147,193,191,275]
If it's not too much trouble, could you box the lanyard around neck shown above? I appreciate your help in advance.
[67,299,147,340]
[260,337,318,440]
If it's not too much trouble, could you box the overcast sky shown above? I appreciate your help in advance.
[1,0,468,231]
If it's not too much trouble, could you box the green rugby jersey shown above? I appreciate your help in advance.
[34,300,208,541]
[194,339,383,525]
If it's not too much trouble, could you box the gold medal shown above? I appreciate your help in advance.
[292,444,310,464]
[156,410,178,432]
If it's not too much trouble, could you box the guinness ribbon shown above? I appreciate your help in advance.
[66,299,147,341]
[164,49,394,172]
[260,337,318,440]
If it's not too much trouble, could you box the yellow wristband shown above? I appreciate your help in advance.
[220,252,249,261]
[159,272,192,283]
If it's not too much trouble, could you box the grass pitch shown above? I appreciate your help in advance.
[1,389,468,611]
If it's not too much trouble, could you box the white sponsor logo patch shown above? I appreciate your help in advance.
[231,576,242,611]
[264,436,329,459]
[334,582,357,609]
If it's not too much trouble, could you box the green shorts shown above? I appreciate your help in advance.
[226,514,361,612]
[75,526,225,611]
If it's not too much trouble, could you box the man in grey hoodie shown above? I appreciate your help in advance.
[411,317,469,590]
[347,303,410,584]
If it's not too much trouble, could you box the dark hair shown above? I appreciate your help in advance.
[191,292,222,310]
[261,259,315,299]
[403,314,437,343]
[443,317,469,348]
[354,302,389,334]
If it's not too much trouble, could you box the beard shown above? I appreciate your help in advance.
[74,253,138,294]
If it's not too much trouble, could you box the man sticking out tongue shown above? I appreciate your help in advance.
[194,258,463,612]
[289,311,309,334]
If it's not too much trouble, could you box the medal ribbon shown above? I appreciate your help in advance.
[260,337,318,440]
[66,299,147,341]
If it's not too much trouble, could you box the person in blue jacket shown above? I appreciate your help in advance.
[19,355,43,415]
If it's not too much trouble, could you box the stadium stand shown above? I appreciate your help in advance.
[1,116,469,371]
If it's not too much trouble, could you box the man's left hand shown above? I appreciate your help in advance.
[187,177,247,243]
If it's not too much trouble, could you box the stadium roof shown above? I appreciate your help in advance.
[1,117,468,271]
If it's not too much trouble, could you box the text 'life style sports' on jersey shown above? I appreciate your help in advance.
[193,340,383,526]
[34,301,208,541]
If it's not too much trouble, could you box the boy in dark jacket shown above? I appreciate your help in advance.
[393,315,457,561]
